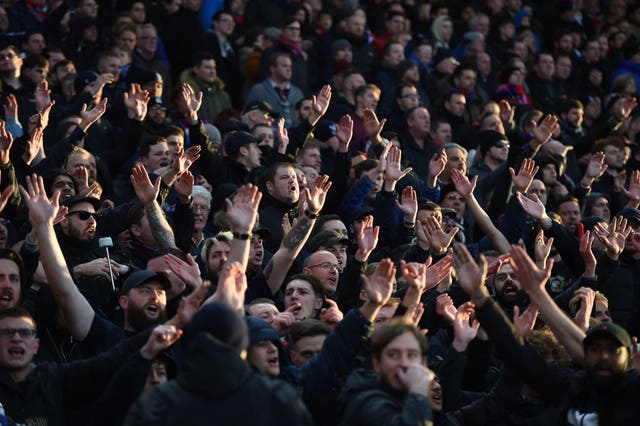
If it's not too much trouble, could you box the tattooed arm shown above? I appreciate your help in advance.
[264,176,332,295]
[131,165,176,249]
[264,216,315,295]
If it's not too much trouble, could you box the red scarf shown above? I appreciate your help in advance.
[278,35,301,56]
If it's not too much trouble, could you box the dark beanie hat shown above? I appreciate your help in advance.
[246,316,280,347]
[182,302,248,352]
[74,71,98,93]
[477,130,509,154]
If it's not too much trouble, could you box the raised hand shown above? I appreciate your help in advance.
[174,170,194,203]
[451,168,476,199]
[213,261,247,311]
[80,98,107,130]
[23,126,44,165]
[34,80,51,112]
[172,145,201,175]
[3,94,17,120]
[274,306,297,337]
[20,174,59,227]
[140,324,183,360]
[531,115,559,148]
[452,301,480,351]
[168,281,210,329]
[0,121,12,166]
[403,302,425,326]
[509,244,553,295]
[513,303,539,338]
[424,215,458,254]
[384,146,412,183]
[309,85,331,123]
[516,192,547,220]
[593,216,632,260]
[124,83,151,121]
[397,364,435,398]
[584,152,608,181]
[622,170,640,205]
[428,150,447,180]
[164,253,203,290]
[534,229,554,268]
[130,164,160,205]
[71,165,90,195]
[573,287,595,331]
[396,186,418,224]
[435,293,457,324]
[304,174,331,215]
[579,230,597,277]
[452,243,489,302]
[425,254,453,289]
[320,299,344,330]
[281,213,296,237]
[276,118,289,155]
[499,99,514,123]
[361,258,395,305]
[225,183,262,234]
[363,108,386,143]
[356,214,379,258]
[509,158,539,193]
[400,258,431,295]
[335,114,353,152]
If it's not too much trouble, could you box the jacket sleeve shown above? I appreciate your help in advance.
[335,257,366,314]
[340,176,376,226]
[59,329,151,410]
[347,389,433,426]
[475,298,571,399]
[544,220,584,278]
[323,151,350,214]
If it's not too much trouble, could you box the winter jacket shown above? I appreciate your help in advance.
[124,333,312,426]
[340,368,433,425]
[0,331,148,425]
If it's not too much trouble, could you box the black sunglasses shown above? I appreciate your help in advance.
[68,211,99,220]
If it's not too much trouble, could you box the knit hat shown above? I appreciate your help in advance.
[183,302,249,352]
[331,38,352,57]
[246,316,280,347]
[313,120,337,142]
[477,130,509,155]
[73,71,98,93]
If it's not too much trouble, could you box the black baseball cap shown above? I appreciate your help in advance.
[584,322,632,351]
[242,100,276,116]
[224,131,263,158]
[61,195,101,211]
[307,230,351,253]
[121,269,172,295]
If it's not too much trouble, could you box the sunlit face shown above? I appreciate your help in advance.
[493,262,526,308]
[143,142,171,172]
[205,240,231,280]
[373,305,397,332]
[528,179,548,205]
[248,340,280,377]
[303,251,339,294]
[266,165,299,203]
[248,235,264,268]
[321,219,348,239]
[120,282,167,331]
[284,279,323,320]
[0,316,39,372]
[557,200,581,232]
[117,30,137,51]
[372,331,425,391]
[247,302,279,325]
[253,125,274,148]
[61,201,98,242]
[0,259,21,310]
[143,359,168,391]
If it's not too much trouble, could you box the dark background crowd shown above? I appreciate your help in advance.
[0,0,638,425]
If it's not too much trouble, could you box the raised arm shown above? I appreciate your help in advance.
[451,169,509,253]
[130,165,176,249]
[264,175,332,294]
[20,174,94,340]
[225,183,262,272]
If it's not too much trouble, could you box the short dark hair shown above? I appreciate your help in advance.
[0,306,34,325]
[291,319,330,345]
[22,55,48,70]
[283,273,325,299]
[269,51,291,67]
[262,162,294,185]
[160,125,185,139]
[371,317,428,359]
[192,50,216,68]
[140,136,168,157]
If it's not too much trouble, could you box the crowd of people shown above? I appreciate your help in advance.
[0,0,638,424]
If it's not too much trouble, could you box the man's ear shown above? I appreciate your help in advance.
[239,146,248,157]
[130,224,141,238]
[372,356,380,374]
[119,295,129,310]
[314,297,324,310]
[265,181,274,194]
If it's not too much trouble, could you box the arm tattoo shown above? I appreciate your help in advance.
[282,217,312,252]
[263,260,274,280]
[145,200,176,249]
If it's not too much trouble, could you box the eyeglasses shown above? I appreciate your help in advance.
[494,141,510,149]
[0,328,37,338]
[68,211,99,220]
[307,262,340,270]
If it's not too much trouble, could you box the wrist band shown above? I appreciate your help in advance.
[232,232,252,240]
[304,209,319,219]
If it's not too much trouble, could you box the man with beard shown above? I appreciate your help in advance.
[453,243,640,425]
[0,249,24,311]
[22,175,173,357]
[259,162,300,252]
